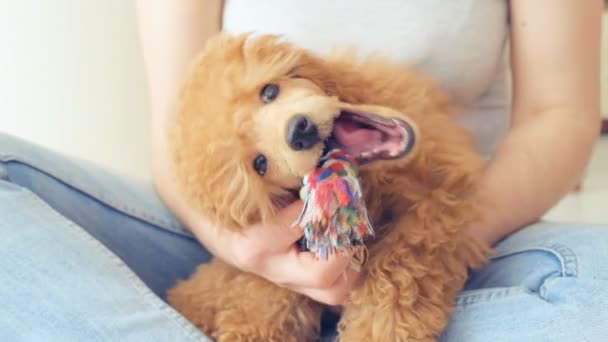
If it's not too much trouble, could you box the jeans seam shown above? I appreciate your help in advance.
[453,286,532,310]
[25,187,211,342]
[455,244,579,308]
[0,154,195,240]
[539,243,578,277]
[489,244,578,277]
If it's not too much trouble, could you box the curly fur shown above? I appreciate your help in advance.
[167,33,492,342]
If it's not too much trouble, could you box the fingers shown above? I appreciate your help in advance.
[231,199,360,306]
[290,266,361,306]
[263,247,352,289]
[250,200,305,246]
[231,201,306,271]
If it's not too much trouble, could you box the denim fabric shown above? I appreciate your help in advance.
[1,131,607,341]
[0,132,212,341]
[441,222,608,341]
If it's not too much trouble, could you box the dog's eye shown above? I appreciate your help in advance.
[260,84,280,103]
[253,154,267,176]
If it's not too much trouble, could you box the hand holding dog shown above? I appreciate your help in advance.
[225,200,360,306]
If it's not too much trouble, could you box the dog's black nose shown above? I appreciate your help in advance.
[286,114,320,151]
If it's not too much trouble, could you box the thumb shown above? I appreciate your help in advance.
[247,200,305,248]
[276,199,305,226]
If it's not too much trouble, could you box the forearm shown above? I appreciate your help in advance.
[472,0,603,246]
[134,0,224,254]
[470,109,600,245]
[135,0,222,128]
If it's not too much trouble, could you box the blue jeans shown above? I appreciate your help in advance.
[1,131,607,342]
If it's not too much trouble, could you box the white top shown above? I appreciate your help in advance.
[222,0,511,158]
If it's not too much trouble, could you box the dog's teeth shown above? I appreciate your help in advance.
[389,150,398,157]
[372,148,380,154]
[360,152,371,158]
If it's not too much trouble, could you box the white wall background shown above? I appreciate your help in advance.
[0,3,606,180]
[0,1,152,179]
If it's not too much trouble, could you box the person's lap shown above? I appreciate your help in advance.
[0,132,211,341]
[1,131,607,341]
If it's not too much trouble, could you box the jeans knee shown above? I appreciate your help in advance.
[0,132,27,161]
[0,131,16,154]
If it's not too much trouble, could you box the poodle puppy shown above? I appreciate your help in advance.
[167,33,491,342]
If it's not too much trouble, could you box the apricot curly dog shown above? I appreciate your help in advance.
[167,33,491,342]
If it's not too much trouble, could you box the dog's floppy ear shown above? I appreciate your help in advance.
[287,49,381,101]
[291,49,455,120]
[289,53,342,97]
[207,155,277,230]
[170,135,278,231]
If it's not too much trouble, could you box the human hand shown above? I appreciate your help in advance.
[222,201,361,306]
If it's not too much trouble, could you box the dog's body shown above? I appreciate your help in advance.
[167,33,490,342]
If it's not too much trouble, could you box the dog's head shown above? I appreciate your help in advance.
[171,34,419,230]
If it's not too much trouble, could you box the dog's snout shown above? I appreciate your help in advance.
[286,114,320,151]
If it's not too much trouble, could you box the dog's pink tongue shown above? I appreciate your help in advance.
[333,120,382,153]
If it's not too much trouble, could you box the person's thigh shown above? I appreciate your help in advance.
[0,179,211,341]
[0,132,211,299]
[441,221,608,342]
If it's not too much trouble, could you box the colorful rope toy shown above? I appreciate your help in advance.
[293,148,374,271]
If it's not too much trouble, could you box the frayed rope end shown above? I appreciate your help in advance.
[292,149,374,270]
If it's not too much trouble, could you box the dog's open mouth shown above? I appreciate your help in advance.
[325,110,416,164]
[275,109,416,209]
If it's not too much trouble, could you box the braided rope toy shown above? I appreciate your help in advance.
[293,148,374,271]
